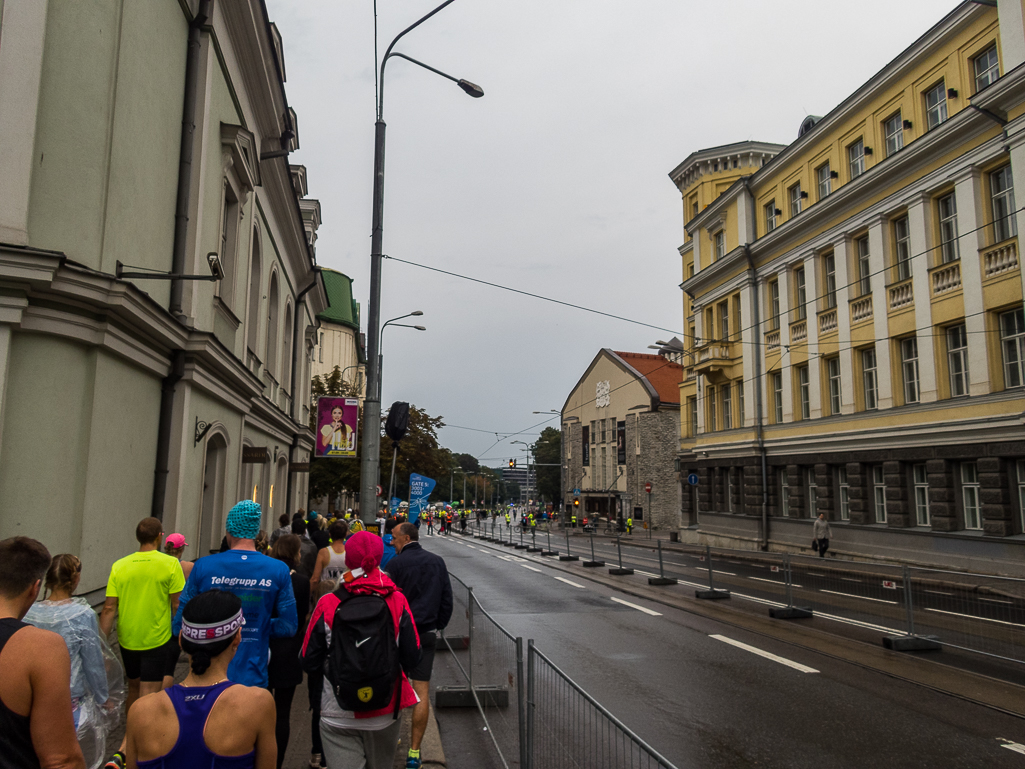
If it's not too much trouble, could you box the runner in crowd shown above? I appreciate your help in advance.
[0,537,87,769]
[306,511,330,550]
[161,534,193,689]
[291,518,319,580]
[125,590,276,769]
[381,517,399,569]
[269,514,291,547]
[173,500,297,689]
[310,520,349,597]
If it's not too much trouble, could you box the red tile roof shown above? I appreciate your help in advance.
[613,352,683,405]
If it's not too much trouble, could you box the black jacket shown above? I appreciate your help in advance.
[385,542,453,632]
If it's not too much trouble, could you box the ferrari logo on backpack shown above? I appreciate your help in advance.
[357,686,373,703]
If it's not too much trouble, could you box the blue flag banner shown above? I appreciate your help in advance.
[390,497,401,515]
[408,473,437,523]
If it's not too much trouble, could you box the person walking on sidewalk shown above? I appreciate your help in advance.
[813,513,832,558]
[173,500,297,689]
[300,531,421,769]
[387,523,453,769]
[0,537,87,769]
[125,589,277,769]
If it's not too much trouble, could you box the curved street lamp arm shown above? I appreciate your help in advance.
[387,53,459,85]
[379,0,458,119]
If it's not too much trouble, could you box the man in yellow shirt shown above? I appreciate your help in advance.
[99,518,184,713]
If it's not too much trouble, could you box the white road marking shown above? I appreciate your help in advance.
[1000,740,1025,755]
[840,578,862,583]
[820,589,896,605]
[710,634,819,673]
[521,565,542,573]
[465,545,477,550]
[610,597,662,616]
[634,570,659,577]
[694,567,736,576]
[979,597,1014,605]
[554,577,587,589]
[925,590,953,596]
[751,577,803,588]
[925,607,1025,628]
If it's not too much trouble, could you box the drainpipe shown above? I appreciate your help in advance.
[152,350,186,520]
[169,0,212,324]
[286,268,323,516]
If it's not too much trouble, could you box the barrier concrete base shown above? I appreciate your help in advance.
[435,685,510,709]
[527,547,543,553]
[559,555,579,561]
[695,589,731,599]
[769,606,813,619]
[582,560,605,568]
[609,567,634,575]
[540,550,558,557]
[438,635,470,650]
[648,577,678,586]
[883,634,942,651]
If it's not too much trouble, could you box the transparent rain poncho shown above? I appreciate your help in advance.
[24,598,126,769]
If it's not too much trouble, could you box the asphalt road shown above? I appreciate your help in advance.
[423,530,1025,769]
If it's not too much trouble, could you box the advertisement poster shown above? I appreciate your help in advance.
[315,397,359,458]
[582,425,589,467]
[408,473,437,524]
[617,421,626,466]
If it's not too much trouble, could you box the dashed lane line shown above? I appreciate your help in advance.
[926,607,1025,628]
[610,597,662,616]
[820,589,897,605]
[522,565,542,573]
[554,576,587,589]
[710,634,819,674]
[751,577,803,588]
[1000,740,1025,755]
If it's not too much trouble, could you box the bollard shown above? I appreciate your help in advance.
[560,528,579,561]
[883,564,941,651]
[582,533,605,567]
[516,527,528,550]
[695,543,730,599]
[648,539,677,586]
[541,529,558,557]
[527,528,542,553]
[769,553,812,618]
[609,537,634,575]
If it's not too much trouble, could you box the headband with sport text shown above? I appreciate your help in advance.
[181,609,245,644]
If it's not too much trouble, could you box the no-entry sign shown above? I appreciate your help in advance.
[645,482,652,493]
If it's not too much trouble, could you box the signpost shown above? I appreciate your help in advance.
[645,482,652,539]
[687,473,699,486]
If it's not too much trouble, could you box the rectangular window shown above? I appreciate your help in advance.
[817,163,832,200]
[789,183,803,217]
[938,193,959,263]
[794,266,807,320]
[708,386,717,432]
[1001,308,1025,388]
[688,397,698,438]
[1018,460,1025,534]
[719,302,729,341]
[862,347,878,410]
[765,201,778,233]
[894,216,911,281]
[974,45,1000,93]
[798,365,810,420]
[873,465,887,523]
[856,236,871,296]
[901,337,920,404]
[318,332,324,362]
[947,324,969,397]
[590,421,596,443]
[848,139,865,180]
[737,381,745,427]
[884,112,904,157]
[601,419,607,443]
[781,468,790,516]
[769,280,780,330]
[714,231,725,261]
[823,253,837,309]
[726,470,734,512]
[925,81,948,130]
[772,373,783,424]
[722,383,732,430]
[838,466,850,521]
[806,468,818,518]
[962,462,981,530]
[827,357,842,415]
[913,464,930,526]
[991,165,1017,243]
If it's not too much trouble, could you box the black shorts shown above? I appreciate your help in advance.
[121,640,173,682]
[409,630,437,682]
[163,635,182,678]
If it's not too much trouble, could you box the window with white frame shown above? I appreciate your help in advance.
[780,468,790,516]
[737,381,745,427]
[772,373,783,423]
[884,112,904,157]
[590,421,596,443]
[218,186,240,308]
[856,236,871,296]
[894,216,911,281]
[722,383,732,430]
[827,357,842,415]
[938,193,959,263]
[862,347,878,410]
[714,231,725,261]
[806,468,818,518]
[947,324,969,397]
[823,253,837,309]
[798,365,810,420]
[925,81,948,130]
[913,463,930,526]
[765,201,778,233]
[794,266,807,320]
[719,302,729,341]
[1000,308,1025,388]
[961,462,981,530]
[817,163,832,200]
[848,139,865,179]
[769,279,780,330]
[901,337,920,404]
[973,45,1000,93]
[689,397,698,437]
[707,386,717,432]
[789,183,803,217]
[838,466,850,521]
[991,165,1017,243]
[872,465,887,523]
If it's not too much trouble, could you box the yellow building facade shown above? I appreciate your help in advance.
[672,1,1025,575]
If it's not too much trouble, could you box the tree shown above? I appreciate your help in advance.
[532,427,561,503]
[454,453,480,474]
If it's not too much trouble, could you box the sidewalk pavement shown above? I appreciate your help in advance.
[392,703,446,769]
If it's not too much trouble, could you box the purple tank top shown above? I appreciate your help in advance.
[136,681,255,769]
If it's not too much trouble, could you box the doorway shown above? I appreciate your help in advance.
[199,434,227,556]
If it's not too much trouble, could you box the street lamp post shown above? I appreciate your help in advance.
[358,0,483,523]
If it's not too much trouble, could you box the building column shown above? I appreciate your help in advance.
[0,0,49,245]
[803,253,823,419]
[906,192,939,403]
[776,269,794,422]
[814,463,833,519]
[867,215,894,409]
[883,460,911,528]
[1004,124,1025,307]
[979,456,1012,536]
[846,462,870,525]
[927,459,958,532]
[740,281,758,426]
[0,293,28,469]
[833,237,856,414]
[953,167,991,395]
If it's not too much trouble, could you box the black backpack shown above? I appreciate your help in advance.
[326,590,401,713]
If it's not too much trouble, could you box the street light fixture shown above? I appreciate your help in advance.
[378,311,426,401]
[359,0,483,524]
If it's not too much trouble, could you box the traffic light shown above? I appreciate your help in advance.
[573,498,580,507]
[508,459,516,468]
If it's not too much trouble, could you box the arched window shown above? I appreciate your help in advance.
[199,433,228,556]
[282,302,293,392]
[266,271,280,378]
[247,228,262,356]
[218,182,240,308]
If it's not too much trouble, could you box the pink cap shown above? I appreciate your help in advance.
[166,533,188,549]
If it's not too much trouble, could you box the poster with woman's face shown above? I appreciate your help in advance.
[316,397,359,458]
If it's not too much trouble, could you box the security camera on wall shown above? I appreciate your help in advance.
[206,252,225,281]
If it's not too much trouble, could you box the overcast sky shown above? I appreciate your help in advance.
[267,0,954,466]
